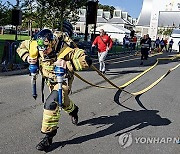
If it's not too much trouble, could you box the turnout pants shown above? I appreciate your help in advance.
[41,82,76,134]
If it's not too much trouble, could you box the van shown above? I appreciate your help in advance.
[169,29,180,52]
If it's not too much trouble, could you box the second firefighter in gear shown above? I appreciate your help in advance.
[16,21,84,151]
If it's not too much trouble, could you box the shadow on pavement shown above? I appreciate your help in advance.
[105,70,143,76]
[135,95,148,110]
[114,89,135,111]
[46,109,171,152]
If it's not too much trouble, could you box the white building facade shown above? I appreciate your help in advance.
[73,8,137,34]
[136,0,180,40]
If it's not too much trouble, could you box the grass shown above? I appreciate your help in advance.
[0,34,30,63]
[0,34,30,40]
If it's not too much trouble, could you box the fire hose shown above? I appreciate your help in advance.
[74,53,180,96]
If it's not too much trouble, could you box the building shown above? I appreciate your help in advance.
[74,8,137,35]
[136,0,180,40]
[107,10,135,30]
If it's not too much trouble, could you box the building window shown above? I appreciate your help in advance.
[114,11,121,17]
[76,27,80,31]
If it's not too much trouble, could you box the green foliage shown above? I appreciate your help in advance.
[158,27,173,36]
[1,0,87,30]
[0,1,12,26]
[1,1,116,31]
[40,0,87,29]
[98,3,115,18]
[163,28,173,36]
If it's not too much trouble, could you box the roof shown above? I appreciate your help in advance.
[107,18,127,24]
[97,17,108,23]
[94,23,130,34]
[77,16,107,23]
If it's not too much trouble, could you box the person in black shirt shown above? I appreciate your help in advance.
[140,34,151,65]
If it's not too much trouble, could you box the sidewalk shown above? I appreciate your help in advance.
[0,68,29,76]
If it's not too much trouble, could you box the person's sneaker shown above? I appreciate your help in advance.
[102,71,105,74]
[69,105,79,125]
[36,136,52,151]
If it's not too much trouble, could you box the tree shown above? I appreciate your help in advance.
[0,1,11,26]
[37,0,87,30]
[158,27,173,38]
[98,3,115,18]
[163,28,173,36]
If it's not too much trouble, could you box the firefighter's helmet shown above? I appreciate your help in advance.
[62,20,73,37]
[35,29,56,51]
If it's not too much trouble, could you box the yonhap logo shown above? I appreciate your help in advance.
[118,133,179,148]
[118,132,133,148]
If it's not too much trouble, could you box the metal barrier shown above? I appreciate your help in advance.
[10,41,21,63]
[0,41,11,63]
[82,42,141,58]
[0,40,141,72]
[0,41,11,72]
[10,41,26,70]
[0,40,27,72]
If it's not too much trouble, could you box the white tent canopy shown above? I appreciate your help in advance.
[95,24,130,34]
[93,23,131,44]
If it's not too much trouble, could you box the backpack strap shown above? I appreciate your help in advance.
[41,76,45,103]
[100,36,107,46]
[57,46,73,59]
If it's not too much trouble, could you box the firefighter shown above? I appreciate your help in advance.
[16,21,79,151]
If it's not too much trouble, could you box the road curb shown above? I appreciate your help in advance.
[0,68,29,76]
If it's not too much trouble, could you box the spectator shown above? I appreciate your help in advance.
[146,34,152,54]
[132,35,137,51]
[92,29,113,74]
[140,34,151,65]
[164,38,168,52]
[160,38,165,51]
[123,35,130,49]
[168,39,174,52]
[155,37,160,48]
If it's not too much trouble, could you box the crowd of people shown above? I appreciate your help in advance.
[154,37,179,53]
[123,35,138,51]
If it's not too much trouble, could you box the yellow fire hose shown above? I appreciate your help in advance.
[74,53,180,96]
[74,53,161,90]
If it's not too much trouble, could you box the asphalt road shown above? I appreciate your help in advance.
[0,52,179,154]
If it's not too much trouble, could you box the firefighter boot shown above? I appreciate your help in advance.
[36,129,57,151]
[69,105,79,125]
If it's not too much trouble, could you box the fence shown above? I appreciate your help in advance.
[0,40,26,72]
[80,41,141,58]
[0,40,141,72]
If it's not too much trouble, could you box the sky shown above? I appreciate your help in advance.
[2,0,144,18]
[99,0,144,18]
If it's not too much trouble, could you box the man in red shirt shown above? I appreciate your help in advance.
[92,29,113,74]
